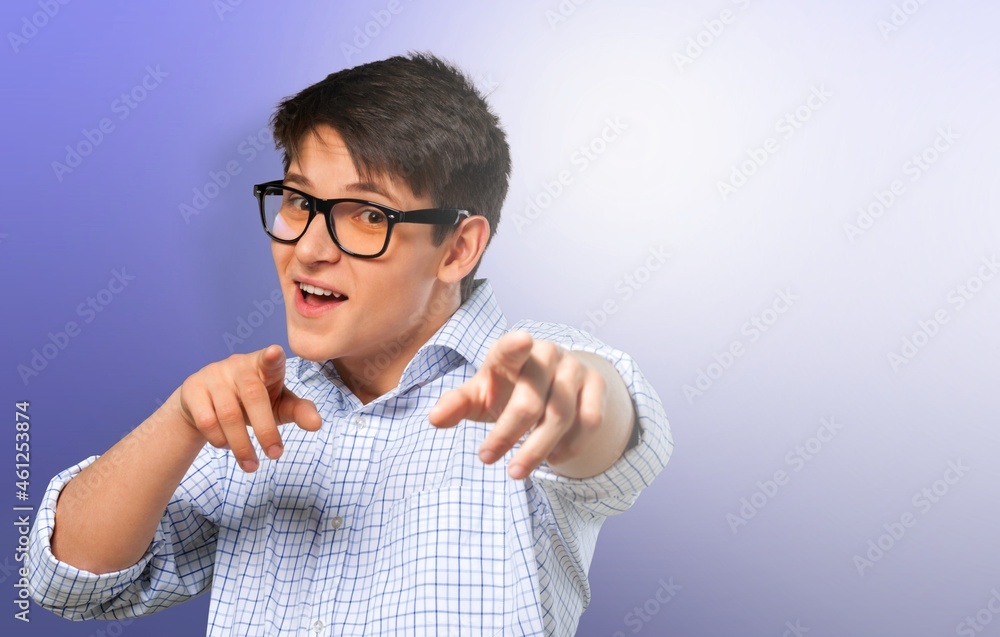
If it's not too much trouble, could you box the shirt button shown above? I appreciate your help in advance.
[329,515,343,530]
[313,619,324,633]
[353,414,368,429]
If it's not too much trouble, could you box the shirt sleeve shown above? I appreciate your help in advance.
[27,442,226,620]
[510,320,674,521]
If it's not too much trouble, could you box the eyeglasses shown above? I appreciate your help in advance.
[253,181,471,258]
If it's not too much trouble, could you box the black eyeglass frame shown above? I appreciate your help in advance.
[253,180,472,258]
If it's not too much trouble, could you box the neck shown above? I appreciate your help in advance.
[333,285,461,405]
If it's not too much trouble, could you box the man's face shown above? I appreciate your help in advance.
[271,124,453,379]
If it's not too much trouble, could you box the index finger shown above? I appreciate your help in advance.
[480,330,534,385]
[256,344,287,390]
[428,331,534,427]
[238,377,283,460]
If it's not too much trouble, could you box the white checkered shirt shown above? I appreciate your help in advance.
[28,278,673,636]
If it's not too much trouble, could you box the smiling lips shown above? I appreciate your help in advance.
[299,281,345,300]
[294,280,348,314]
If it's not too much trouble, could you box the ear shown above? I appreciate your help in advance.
[436,215,490,284]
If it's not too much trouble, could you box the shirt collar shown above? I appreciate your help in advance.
[411,277,507,371]
[294,278,507,391]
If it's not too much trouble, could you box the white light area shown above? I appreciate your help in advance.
[286,0,1000,385]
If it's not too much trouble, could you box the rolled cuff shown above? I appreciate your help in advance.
[27,455,165,620]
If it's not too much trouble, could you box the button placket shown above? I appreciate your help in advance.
[312,408,377,615]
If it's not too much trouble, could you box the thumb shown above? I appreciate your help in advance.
[276,386,323,431]
[428,384,479,428]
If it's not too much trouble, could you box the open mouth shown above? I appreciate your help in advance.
[298,281,348,307]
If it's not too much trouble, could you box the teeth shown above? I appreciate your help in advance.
[298,282,343,299]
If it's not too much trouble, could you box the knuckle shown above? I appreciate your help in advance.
[571,360,589,385]
[205,359,227,377]
[204,435,228,451]
[546,449,567,465]
[251,425,281,447]
[240,383,268,404]
[227,438,254,459]
[215,404,245,426]
[559,353,583,377]
[564,436,585,458]
[508,402,544,425]
[588,371,607,395]
[543,398,571,425]
[180,376,205,401]
[535,341,560,364]
[207,437,229,449]
[489,432,520,449]
[194,412,220,434]
[579,409,603,431]
[518,452,543,470]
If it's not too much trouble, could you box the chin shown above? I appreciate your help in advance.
[286,333,339,363]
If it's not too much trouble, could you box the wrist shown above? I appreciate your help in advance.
[162,387,208,451]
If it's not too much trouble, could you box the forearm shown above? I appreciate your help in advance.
[50,387,207,574]
[546,351,637,479]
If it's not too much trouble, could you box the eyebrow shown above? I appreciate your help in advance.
[284,172,395,204]
[282,172,313,188]
[345,181,394,202]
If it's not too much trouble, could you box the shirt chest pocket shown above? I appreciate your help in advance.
[366,484,509,634]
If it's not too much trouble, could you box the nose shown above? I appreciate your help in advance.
[293,210,344,264]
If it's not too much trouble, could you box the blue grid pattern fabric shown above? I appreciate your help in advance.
[27,278,673,636]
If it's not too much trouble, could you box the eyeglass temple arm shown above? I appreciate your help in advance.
[397,209,471,224]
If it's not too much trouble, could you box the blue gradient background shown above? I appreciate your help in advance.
[3,1,999,635]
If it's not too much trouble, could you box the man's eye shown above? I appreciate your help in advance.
[288,195,309,210]
[359,209,386,224]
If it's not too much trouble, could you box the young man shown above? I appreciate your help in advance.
[28,52,673,636]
